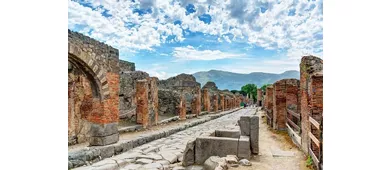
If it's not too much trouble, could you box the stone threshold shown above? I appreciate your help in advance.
[69,108,242,169]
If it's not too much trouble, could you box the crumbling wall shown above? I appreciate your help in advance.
[68,30,119,146]
[158,74,201,117]
[257,88,263,107]
[158,89,180,117]
[119,69,149,120]
[300,55,323,154]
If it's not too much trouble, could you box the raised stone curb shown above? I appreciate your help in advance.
[69,108,241,169]
[118,125,143,134]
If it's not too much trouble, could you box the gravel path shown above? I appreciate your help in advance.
[74,108,256,170]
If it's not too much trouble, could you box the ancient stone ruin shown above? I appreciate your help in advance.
[68,30,323,170]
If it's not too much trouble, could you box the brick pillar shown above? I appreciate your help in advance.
[309,72,323,161]
[300,55,323,154]
[148,77,158,125]
[202,89,210,112]
[136,79,149,128]
[213,94,218,112]
[286,79,300,131]
[265,86,274,126]
[257,88,263,107]
[196,87,201,116]
[179,94,186,120]
[272,79,287,131]
[220,94,225,111]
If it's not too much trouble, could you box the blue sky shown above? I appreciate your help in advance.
[68,0,323,79]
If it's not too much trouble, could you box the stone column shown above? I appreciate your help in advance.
[136,79,149,128]
[179,94,186,120]
[202,89,210,112]
[300,55,323,154]
[213,94,218,112]
[273,79,287,131]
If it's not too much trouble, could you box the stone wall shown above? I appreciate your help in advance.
[119,60,135,73]
[68,30,119,146]
[300,55,323,154]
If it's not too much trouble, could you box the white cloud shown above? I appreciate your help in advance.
[68,0,323,59]
[172,45,242,61]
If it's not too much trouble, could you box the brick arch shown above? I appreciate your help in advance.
[68,43,109,100]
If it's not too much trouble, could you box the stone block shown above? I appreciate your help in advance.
[239,116,251,136]
[182,138,196,166]
[215,129,240,138]
[250,116,259,154]
[195,136,238,164]
[238,136,251,159]
[89,133,119,146]
[90,123,118,137]
[99,145,115,159]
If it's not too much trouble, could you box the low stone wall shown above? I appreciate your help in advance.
[182,114,259,167]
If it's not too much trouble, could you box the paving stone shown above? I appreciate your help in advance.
[141,162,164,170]
[160,151,178,163]
[172,166,186,170]
[143,146,159,153]
[136,158,154,164]
[185,165,204,170]
[155,160,170,165]
[122,164,142,170]
[137,153,163,160]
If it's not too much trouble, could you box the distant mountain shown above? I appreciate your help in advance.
[192,70,300,90]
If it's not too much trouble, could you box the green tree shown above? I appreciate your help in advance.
[241,84,258,102]
[261,84,272,92]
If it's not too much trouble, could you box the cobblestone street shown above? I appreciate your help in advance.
[74,108,257,170]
